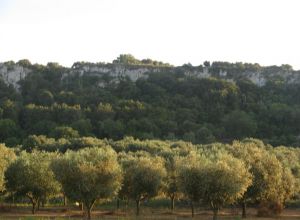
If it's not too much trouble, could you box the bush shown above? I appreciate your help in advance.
[257,202,272,217]
[257,201,284,217]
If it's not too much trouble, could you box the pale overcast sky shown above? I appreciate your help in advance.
[0,0,300,68]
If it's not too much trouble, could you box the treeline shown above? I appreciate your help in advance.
[0,138,299,219]
[1,56,300,146]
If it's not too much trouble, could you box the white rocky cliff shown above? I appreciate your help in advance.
[0,63,31,89]
[1,62,300,90]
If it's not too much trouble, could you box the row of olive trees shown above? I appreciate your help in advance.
[0,138,299,220]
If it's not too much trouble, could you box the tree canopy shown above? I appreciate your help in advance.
[0,144,15,192]
[51,146,122,219]
[5,151,60,214]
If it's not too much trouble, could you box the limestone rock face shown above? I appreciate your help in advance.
[0,63,31,89]
[70,64,155,81]
[1,62,300,91]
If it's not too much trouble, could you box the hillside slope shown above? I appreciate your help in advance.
[0,56,300,147]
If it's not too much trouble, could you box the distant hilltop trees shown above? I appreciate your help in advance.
[112,54,173,67]
[70,54,173,68]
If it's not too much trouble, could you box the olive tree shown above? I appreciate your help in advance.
[271,146,298,214]
[228,139,294,218]
[0,144,16,192]
[119,155,166,215]
[161,151,181,211]
[273,146,300,195]
[51,147,122,220]
[177,151,208,217]
[5,151,60,214]
[201,154,252,220]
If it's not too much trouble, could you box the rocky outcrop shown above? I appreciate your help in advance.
[0,63,31,89]
[1,62,300,90]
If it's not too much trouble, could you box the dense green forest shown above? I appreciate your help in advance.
[1,56,300,147]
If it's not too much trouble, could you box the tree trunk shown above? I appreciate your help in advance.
[170,196,175,211]
[136,200,140,216]
[213,209,218,220]
[37,200,40,211]
[12,193,15,205]
[87,207,92,220]
[63,194,67,206]
[242,201,247,218]
[84,200,95,220]
[191,201,194,217]
[28,196,38,214]
[32,201,37,214]
[117,198,120,209]
[125,199,129,214]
